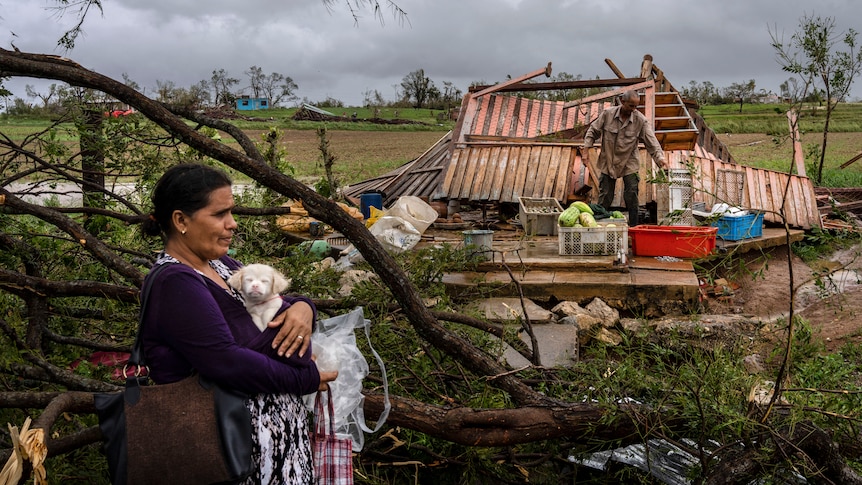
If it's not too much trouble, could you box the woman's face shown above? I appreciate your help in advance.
[176,185,237,261]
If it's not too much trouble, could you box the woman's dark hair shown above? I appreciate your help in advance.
[141,163,232,238]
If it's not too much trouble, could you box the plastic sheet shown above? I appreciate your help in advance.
[306,307,390,452]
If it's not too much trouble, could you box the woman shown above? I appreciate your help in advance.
[140,163,337,484]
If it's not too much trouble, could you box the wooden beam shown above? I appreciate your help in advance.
[471,62,553,98]
[839,151,862,169]
[468,77,647,94]
[787,110,806,177]
[604,58,626,79]
[563,80,655,108]
[639,54,654,79]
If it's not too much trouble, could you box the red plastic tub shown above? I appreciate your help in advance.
[629,225,717,258]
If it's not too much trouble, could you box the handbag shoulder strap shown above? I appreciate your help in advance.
[127,263,171,368]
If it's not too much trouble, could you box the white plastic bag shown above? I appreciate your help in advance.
[711,203,748,217]
[385,195,438,234]
[306,307,390,452]
[338,215,422,265]
[368,216,422,253]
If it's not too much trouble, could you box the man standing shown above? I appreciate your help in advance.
[583,90,667,226]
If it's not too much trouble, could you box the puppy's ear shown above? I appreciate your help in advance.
[271,269,290,294]
[226,268,244,290]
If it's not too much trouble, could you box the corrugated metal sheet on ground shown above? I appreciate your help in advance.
[343,131,452,206]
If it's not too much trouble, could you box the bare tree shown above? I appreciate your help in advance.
[260,72,298,107]
[25,83,60,109]
[400,68,435,108]
[210,68,240,106]
[725,79,756,113]
[771,14,862,184]
[245,65,265,98]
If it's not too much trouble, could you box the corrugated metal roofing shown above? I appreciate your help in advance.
[343,132,452,206]
[442,142,575,203]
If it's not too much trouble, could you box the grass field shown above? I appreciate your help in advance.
[2,102,862,187]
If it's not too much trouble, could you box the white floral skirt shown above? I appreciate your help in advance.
[241,393,313,485]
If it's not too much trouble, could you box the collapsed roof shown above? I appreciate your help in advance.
[344,55,820,230]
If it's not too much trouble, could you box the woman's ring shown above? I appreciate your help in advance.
[297,335,304,340]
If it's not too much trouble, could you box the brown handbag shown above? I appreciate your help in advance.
[95,264,253,485]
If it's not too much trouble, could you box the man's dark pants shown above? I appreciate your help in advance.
[599,172,640,226]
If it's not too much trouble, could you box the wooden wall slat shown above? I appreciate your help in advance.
[543,146,562,198]
[787,177,801,228]
[474,147,493,200]
[501,146,519,202]
[512,147,530,201]
[474,98,489,137]
[459,148,480,200]
[442,149,464,196]
[767,170,783,223]
[488,146,509,201]
[554,148,574,201]
[520,147,540,197]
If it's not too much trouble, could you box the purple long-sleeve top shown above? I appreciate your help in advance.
[140,256,320,395]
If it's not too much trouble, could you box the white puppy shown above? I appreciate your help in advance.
[227,264,291,332]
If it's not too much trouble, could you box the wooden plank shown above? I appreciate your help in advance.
[802,177,820,229]
[489,145,510,201]
[476,146,497,200]
[654,105,686,117]
[554,147,574,201]
[459,147,480,200]
[533,146,553,198]
[442,149,465,197]
[543,145,563,198]
[796,177,812,229]
[513,98,528,138]
[653,93,678,104]
[495,97,512,136]
[783,174,798,227]
[783,175,798,227]
[452,92,474,143]
[754,167,771,221]
[768,170,785,223]
[499,146,518,203]
[500,98,520,136]
[839,151,862,169]
[644,83,655,126]
[512,147,540,200]
[787,110,807,177]
[797,177,815,229]
[487,96,503,137]
[654,117,693,130]
[540,101,553,137]
[470,62,553,98]
[473,97,489,137]
[524,100,537,138]
[563,80,655,108]
[546,100,558,135]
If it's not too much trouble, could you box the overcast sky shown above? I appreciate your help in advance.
[3,0,861,108]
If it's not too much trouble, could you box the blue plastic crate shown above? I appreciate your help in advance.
[712,212,764,241]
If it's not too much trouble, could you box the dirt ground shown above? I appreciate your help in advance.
[706,242,862,352]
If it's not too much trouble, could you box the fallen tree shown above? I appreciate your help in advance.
[1,48,861,483]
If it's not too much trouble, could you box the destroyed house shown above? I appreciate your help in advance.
[345,56,821,230]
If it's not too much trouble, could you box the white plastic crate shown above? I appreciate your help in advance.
[558,223,628,256]
[518,197,564,236]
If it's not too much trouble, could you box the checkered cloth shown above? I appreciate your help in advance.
[311,390,354,485]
